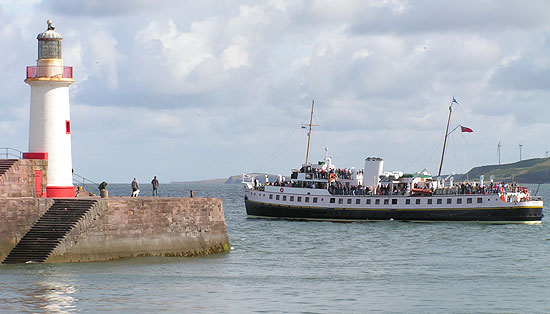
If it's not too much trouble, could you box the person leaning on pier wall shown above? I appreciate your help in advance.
[98,181,108,198]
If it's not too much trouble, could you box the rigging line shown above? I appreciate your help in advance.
[461,132,479,170]
[253,125,302,171]
[405,135,442,173]
[253,106,318,173]
[439,112,465,174]
[401,129,441,171]
[449,132,458,175]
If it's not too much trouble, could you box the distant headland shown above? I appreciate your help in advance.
[455,157,550,184]
[174,157,550,185]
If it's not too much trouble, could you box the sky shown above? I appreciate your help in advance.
[1,0,549,183]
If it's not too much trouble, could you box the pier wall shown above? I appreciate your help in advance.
[0,159,47,198]
[0,198,53,261]
[49,197,230,262]
[0,197,230,263]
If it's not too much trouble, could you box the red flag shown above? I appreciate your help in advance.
[461,126,473,133]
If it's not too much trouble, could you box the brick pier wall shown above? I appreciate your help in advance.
[0,197,230,263]
[0,159,47,197]
[49,197,230,262]
[0,198,54,261]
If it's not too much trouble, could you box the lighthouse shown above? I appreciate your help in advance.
[23,20,75,198]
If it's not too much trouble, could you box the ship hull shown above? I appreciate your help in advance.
[245,199,543,223]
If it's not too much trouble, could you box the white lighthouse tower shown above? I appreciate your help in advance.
[23,20,75,198]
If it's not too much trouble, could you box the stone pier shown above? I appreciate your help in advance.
[0,159,230,263]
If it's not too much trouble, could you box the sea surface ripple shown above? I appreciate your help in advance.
[1,183,549,313]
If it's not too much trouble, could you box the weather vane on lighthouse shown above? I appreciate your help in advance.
[22,20,76,198]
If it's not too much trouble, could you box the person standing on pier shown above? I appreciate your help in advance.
[151,176,159,196]
[131,178,140,197]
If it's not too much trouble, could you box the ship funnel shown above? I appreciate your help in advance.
[364,157,383,188]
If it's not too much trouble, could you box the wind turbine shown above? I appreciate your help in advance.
[497,141,502,165]
[519,143,523,161]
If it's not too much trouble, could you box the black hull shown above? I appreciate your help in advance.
[245,200,543,222]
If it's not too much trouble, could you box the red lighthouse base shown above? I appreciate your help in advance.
[46,186,75,198]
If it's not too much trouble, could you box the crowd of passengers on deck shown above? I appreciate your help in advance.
[254,175,530,199]
[297,166,364,180]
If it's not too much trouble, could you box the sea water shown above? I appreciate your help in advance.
[1,183,549,313]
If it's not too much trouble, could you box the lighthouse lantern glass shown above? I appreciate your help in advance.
[38,40,61,59]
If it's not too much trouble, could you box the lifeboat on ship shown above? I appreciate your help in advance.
[411,188,433,196]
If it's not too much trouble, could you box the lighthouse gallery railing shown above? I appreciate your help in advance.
[26,66,73,79]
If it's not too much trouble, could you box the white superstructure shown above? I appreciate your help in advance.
[363,157,383,188]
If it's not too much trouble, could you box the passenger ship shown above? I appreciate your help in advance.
[243,101,544,223]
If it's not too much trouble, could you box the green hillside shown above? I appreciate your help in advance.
[460,157,550,183]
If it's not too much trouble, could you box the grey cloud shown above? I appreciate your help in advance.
[348,0,550,35]
[490,56,550,91]
[3,1,550,181]
[38,0,178,17]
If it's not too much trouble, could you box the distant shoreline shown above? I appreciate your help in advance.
[140,157,550,185]
[171,178,228,184]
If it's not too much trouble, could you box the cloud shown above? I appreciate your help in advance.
[490,46,550,91]
[136,19,216,80]
[349,0,550,34]
[37,0,177,16]
[2,0,550,181]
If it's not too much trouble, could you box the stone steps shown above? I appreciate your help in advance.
[0,159,17,179]
[2,199,98,264]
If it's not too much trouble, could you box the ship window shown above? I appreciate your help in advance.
[305,197,310,203]
[366,199,371,205]
[339,198,343,204]
[375,199,380,205]
[457,198,462,204]
[384,199,389,205]
[347,199,352,204]
[447,199,452,204]
[416,199,420,205]
[391,199,397,205]
[437,199,442,204]
[477,197,482,204]
[283,196,287,201]
[269,194,273,199]
[427,199,433,205]
[406,199,410,205]
[290,196,294,201]
[467,198,472,204]
[276,195,280,200]
[356,199,360,204]
[297,196,302,202]
[330,198,335,203]
[313,197,318,203]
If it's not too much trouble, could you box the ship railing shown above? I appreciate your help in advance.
[247,185,265,191]
[502,191,541,203]
[0,147,23,159]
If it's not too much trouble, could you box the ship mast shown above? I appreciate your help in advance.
[437,98,456,176]
[303,100,317,165]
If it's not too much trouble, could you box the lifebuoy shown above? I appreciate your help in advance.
[280,188,284,193]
